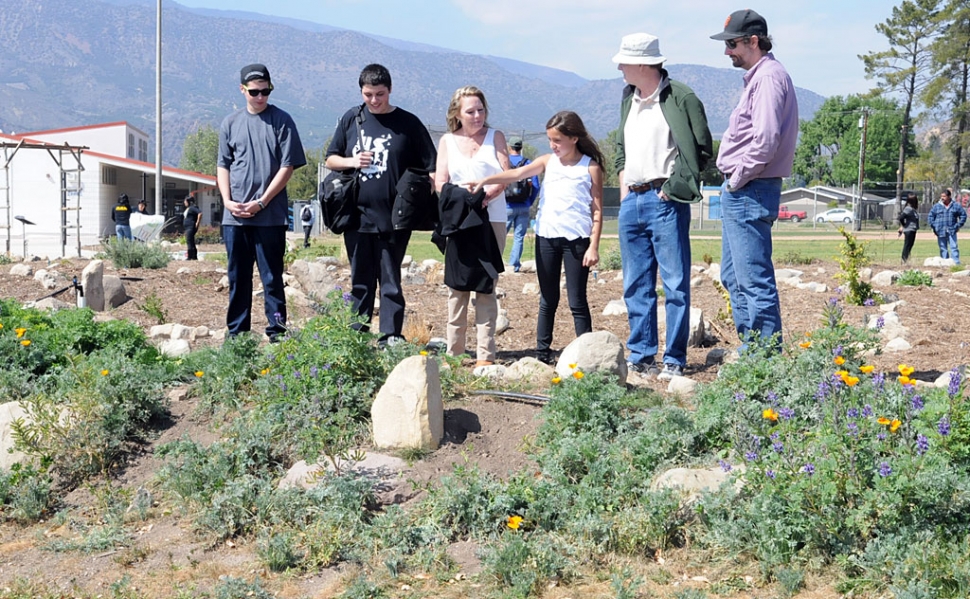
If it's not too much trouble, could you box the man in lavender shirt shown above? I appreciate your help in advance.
[711,9,798,350]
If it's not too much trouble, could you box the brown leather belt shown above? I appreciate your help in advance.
[628,178,667,193]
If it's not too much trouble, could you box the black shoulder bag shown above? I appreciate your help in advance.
[320,104,366,234]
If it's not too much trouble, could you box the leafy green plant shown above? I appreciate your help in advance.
[601,246,623,271]
[99,238,171,269]
[897,269,934,287]
[781,250,814,265]
[834,226,874,305]
[136,291,168,324]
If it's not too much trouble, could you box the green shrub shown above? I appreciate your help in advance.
[897,269,934,287]
[601,246,623,271]
[835,227,874,305]
[100,238,171,269]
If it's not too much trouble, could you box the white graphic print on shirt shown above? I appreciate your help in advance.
[354,131,391,181]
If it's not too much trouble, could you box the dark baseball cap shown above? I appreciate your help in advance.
[509,136,523,150]
[710,9,768,40]
[240,63,271,84]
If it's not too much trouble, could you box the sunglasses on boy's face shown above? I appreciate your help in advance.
[246,88,272,97]
[725,36,751,50]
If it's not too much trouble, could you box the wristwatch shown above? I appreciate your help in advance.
[257,200,265,210]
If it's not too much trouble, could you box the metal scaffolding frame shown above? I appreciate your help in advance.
[0,140,87,257]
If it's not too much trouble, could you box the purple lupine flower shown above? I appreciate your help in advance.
[772,441,784,453]
[766,390,778,403]
[779,407,795,420]
[733,391,746,402]
[802,463,815,476]
[293,370,302,379]
[847,422,859,437]
[878,462,892,477]
[312,333,320,340]
[342,292,353,304]
[745,451,759,462]
[770,432,780,441]
[864,298,875,307]
[273,312,283,325]
[916,434,930,455]
[287,354,295,361]
[872,373,885,391]
[875,316,885,329]
[751,435,763,447]
[828,297,839,307]
[847,407,859,419]
[310,365,319,378]
[876,432,887,441]
[910,395,924,412]
[948,369,962,399]
[862,404,874,417]
[939,416,952,437]
[766,469,776,480]
[322,363,332,370]
[834,345,844,357]
[280,382,287,393]
[719,460,732,472]
[816,380,830,401]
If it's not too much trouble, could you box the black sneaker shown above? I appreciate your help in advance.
[536,349,555,365]
[627,360,659,377]
[657,363,684,380]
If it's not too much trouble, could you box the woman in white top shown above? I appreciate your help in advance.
[433,86,511,366]
[469,110,604,364]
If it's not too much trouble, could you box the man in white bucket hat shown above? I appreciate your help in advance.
[611,33,713,380]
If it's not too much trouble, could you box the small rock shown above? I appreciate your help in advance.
[884,338,912,352]
[602,299,627,316]
[519,260,537,273]
[522,283,539,295]
[666,375,698,396]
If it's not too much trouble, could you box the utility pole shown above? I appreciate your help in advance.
[154,0,163,215]
[855,107,869,232]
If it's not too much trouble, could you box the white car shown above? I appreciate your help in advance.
[815,208,854,224]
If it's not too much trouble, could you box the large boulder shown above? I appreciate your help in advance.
[372,355,444,450]
[505,357,556,384]
[0,402,32,470]
[81,260,105,311]
[556,331,627,382]
[288,259,338,302]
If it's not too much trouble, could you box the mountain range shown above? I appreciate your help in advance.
[0,0,825,166]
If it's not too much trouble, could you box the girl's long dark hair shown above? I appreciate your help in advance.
[546,111,604,167]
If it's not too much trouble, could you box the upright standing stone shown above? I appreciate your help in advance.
[372,355,444,450]
[81,260,105,311]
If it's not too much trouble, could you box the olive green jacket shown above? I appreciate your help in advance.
[614,73,713,203]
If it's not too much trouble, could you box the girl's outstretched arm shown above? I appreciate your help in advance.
[584,160,604,268]
[467,154,549,193]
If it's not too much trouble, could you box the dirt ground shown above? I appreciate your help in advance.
[0,232,966,598]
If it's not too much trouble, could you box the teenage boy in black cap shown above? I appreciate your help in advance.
[710,10,798,351]
[217,63,306,342]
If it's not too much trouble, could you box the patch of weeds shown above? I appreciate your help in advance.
[649,568,674,584]
[136,291,168,324]
[481,531,572,598]
[181,332,261,411]
[712,279,732,322]
[0,463,54,523]
[339,574,387,599]
[774,567,804,598]
[192,275,213,286]
[256,530,302,572]
[203,251,228,265]
[100,238,170,269]
[398,446,431,463]
[611,566,646,599]
[834,226,874,305]
[781,250,814,265]
[601,246,623,270]
[897,269,933,287]
[950,264,966,273]
[673,590,710,599]
[709,575,751,595]
[213,576,275,599]
[702,252,714,266]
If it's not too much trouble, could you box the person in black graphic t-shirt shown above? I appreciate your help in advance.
[325,64,437,344]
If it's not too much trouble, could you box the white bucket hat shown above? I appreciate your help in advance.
[611,33,666,65]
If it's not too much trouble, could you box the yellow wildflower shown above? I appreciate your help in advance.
[551,376,561,384]
[799,341,811,349]
[763,408,779,421]
[506,515,524,530]
[804,331,812,337]
[835,370,849,378]
[15,327,26,339]
[568,363,577,370]
[898,364,915,377]
[859,365,875,374]
[100,369,109,376]
[890,419,902,433]
[194,371,204,378]
[419,350,428,356]
[898,376,914,386]
[20,340,30,347]
[573,371,584,380]
[877,417,891,426]
[843,375,860,387]
[260,368,270,376]
[0,323,4,329]
[834,356,846,365]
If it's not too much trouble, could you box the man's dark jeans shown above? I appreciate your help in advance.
[224,225,287,340]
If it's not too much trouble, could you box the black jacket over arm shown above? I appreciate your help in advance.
[437,183,504,293]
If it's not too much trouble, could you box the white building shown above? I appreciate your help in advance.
[0,122,219,258]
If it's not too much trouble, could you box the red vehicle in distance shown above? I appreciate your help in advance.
[778,206,807,223]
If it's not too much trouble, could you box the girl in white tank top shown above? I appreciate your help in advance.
[465,111,604,363]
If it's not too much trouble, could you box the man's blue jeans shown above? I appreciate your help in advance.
[937,231,961,263]
[618,189,691,367]
[224,224,288,340]
[506,204,530,271]
[115,225,132,240]
[720,178,782,345]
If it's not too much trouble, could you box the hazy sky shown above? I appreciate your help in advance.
[176,0,896,98]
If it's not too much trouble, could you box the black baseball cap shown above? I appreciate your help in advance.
[509,136,523,150]
[710,9,768,40]
[240,63,271,85]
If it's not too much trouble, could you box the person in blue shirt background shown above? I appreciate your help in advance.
[505,136,540,272]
